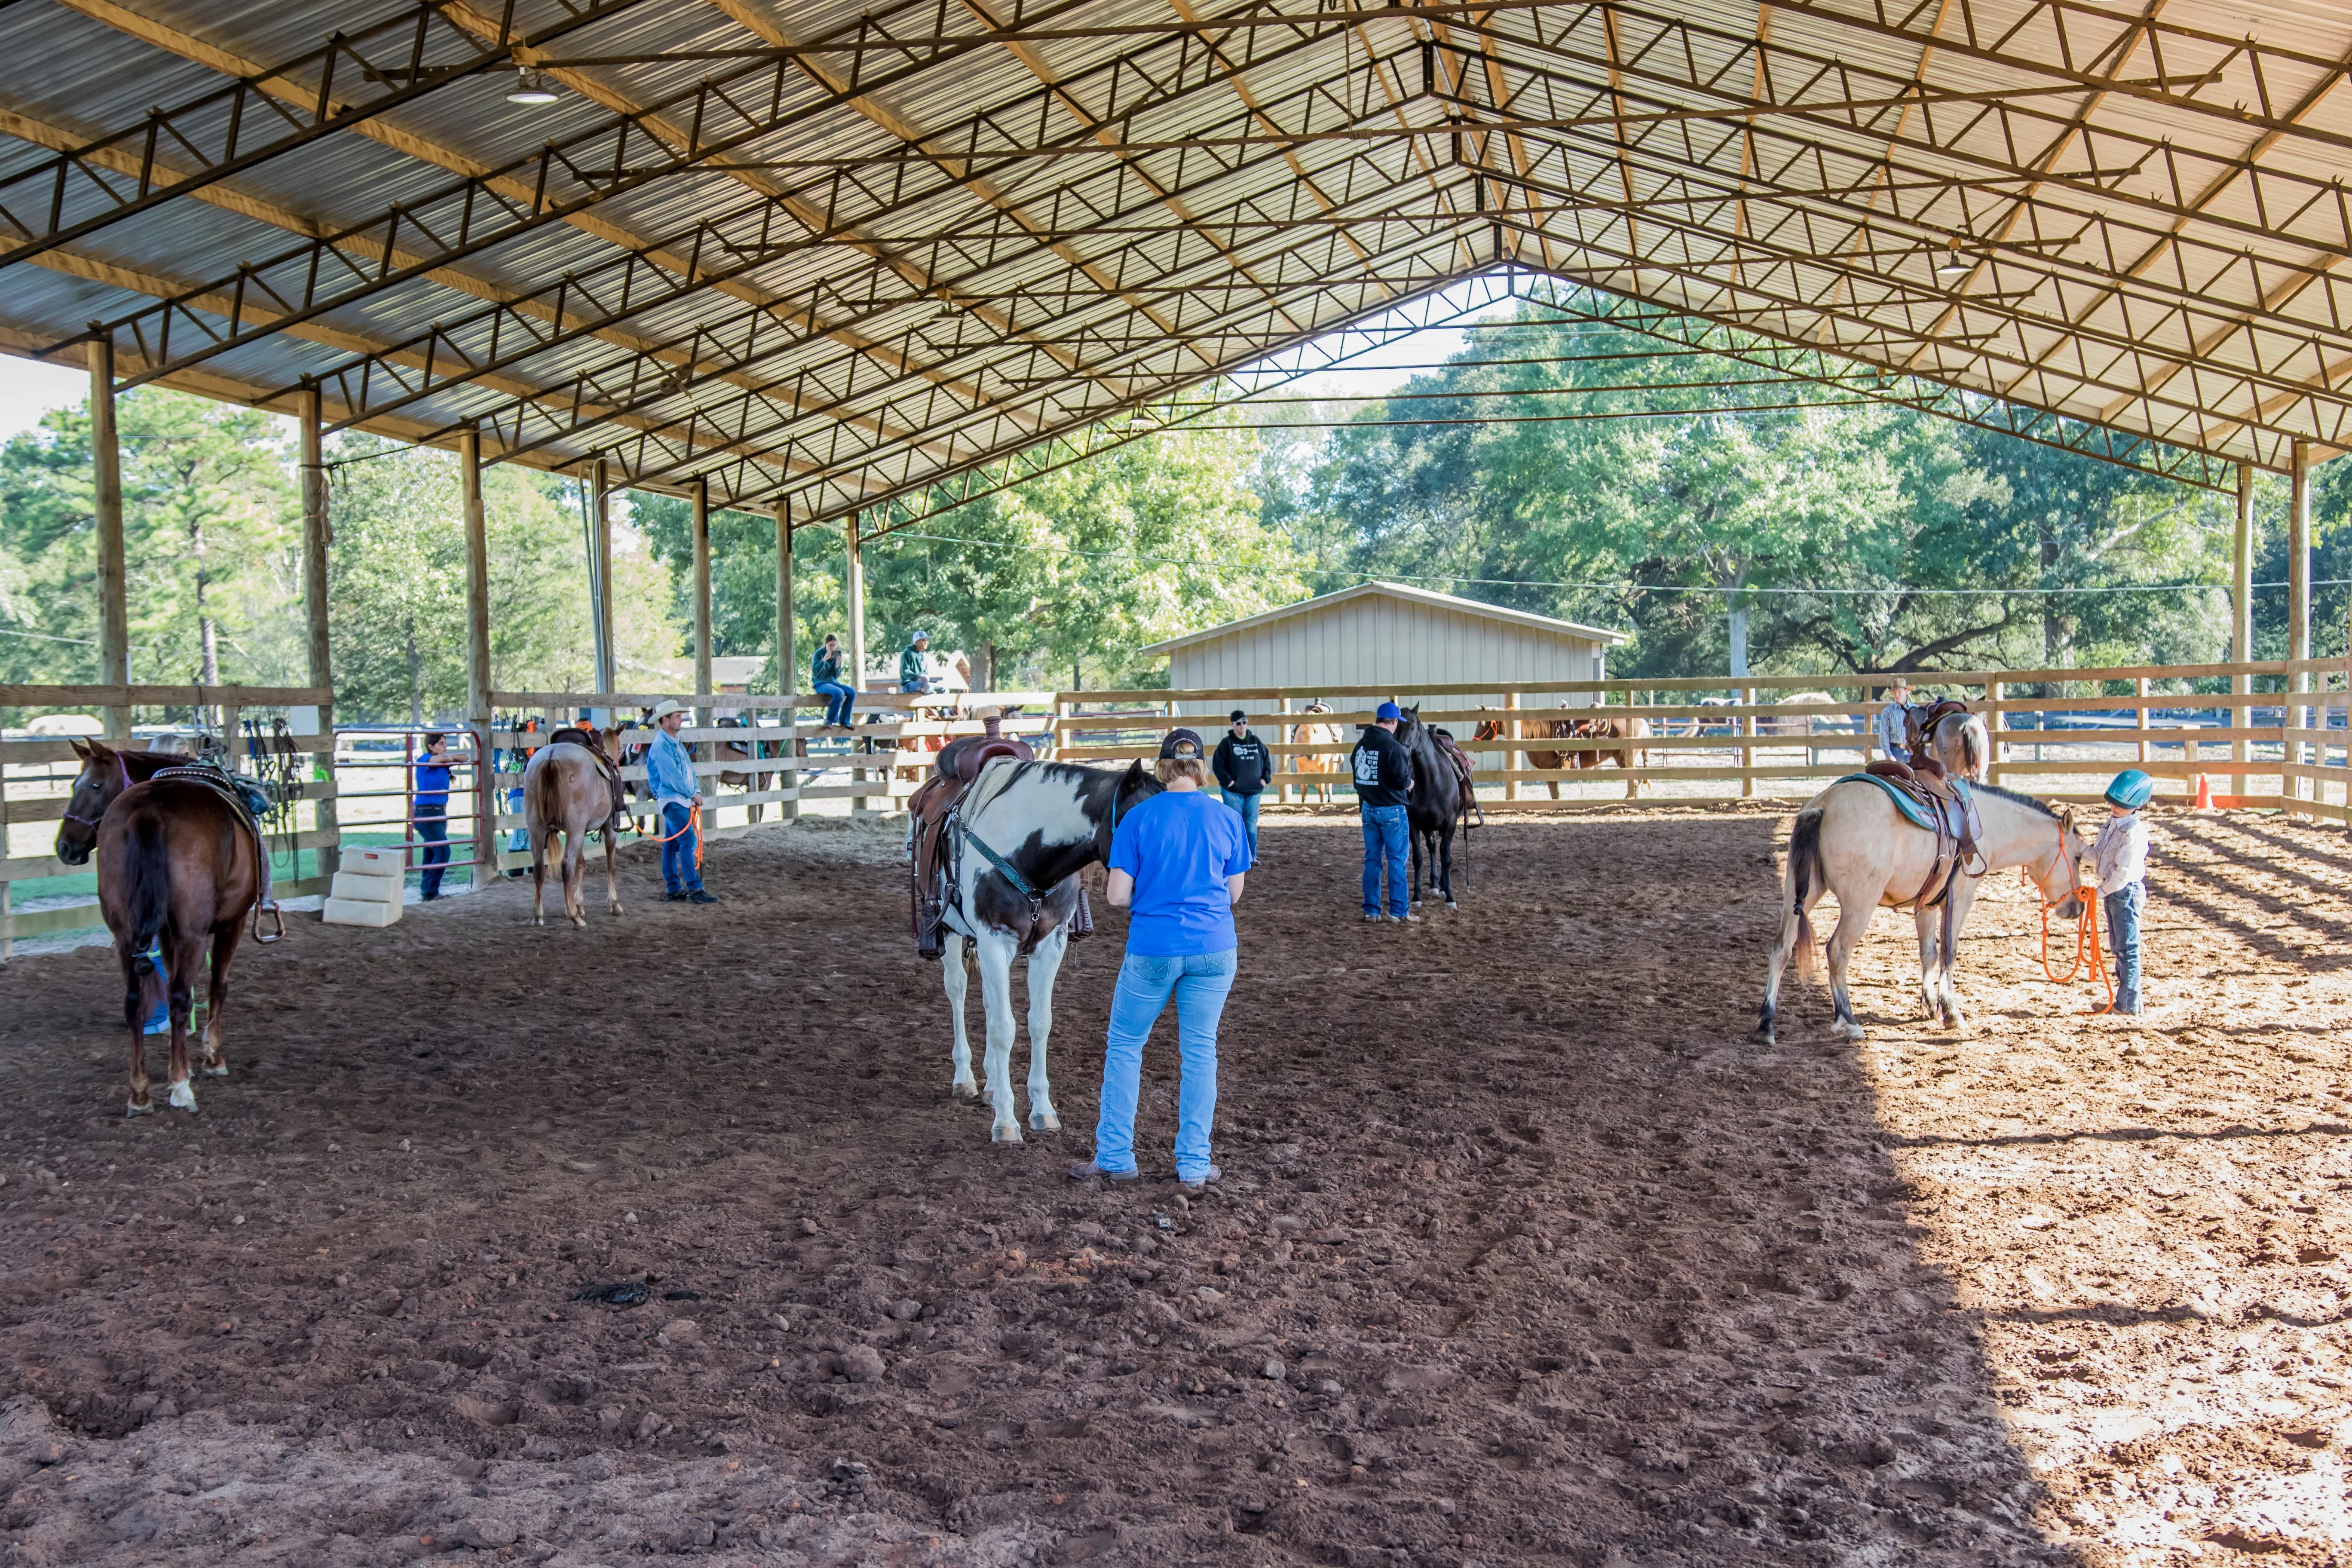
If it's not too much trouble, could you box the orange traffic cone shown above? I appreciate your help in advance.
[2194,773,2214,810]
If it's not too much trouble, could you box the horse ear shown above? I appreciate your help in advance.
[68,738,89,759]
[86,738,115,760]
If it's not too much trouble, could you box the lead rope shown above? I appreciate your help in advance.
[2026,824,2114,1012]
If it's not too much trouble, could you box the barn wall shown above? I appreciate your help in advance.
[1162,594,1606,767]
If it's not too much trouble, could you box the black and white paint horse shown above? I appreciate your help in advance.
[1394,705,1468,909]
[937,758,1161,1142]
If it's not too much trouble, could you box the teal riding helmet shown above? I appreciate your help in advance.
[2105,768,2156,810]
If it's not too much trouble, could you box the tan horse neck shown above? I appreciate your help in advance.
[1963,784,2083,889]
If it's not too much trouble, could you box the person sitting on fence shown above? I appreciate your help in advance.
[900,630,937,695]
[1212,708,1271,867]
[811,634,857,731]
[1872,677,1913,761]
[1352,701,1415,924]
[645,699,718,906]
[413,732,453,902]
[2097,768,2155,1015]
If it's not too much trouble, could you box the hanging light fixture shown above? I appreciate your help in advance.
[506,66,560,106]
[1934,241,1974,278]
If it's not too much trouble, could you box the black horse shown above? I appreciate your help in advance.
[1394,705,1470,909]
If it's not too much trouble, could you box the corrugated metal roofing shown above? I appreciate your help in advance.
[0,0,2345,524]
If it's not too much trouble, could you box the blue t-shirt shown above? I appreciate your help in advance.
[1108,790,1249,957]
[413,759,451,816]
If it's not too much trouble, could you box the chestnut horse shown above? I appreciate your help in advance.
[1472,711,1649,798]
[524,728,629,927]
[55,740,263,1115]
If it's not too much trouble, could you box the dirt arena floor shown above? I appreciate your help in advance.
[0,799,2347,1567]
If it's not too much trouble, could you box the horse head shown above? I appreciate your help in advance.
[2028,805,2091,921]
[54,738,127,866]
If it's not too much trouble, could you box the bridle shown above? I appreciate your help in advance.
[2022,817,2113,1010]
[60,752,132,827]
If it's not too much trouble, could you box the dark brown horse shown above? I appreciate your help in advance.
[1473,711,1649,798]
[54,740,264,1115]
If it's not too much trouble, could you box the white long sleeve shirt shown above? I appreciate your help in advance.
[2093,811,2150,894]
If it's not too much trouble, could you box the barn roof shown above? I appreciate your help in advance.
[3,0,2346,536]
[1139,579,1628,654]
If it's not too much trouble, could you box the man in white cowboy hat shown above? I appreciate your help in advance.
[645,699,717,904]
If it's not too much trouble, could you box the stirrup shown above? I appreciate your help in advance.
[252,901,285,944]
[916,899,945,960]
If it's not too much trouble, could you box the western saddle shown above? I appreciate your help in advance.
[548,726,629,827]
[1901,698,1972,768]
[907,711,1061,959]
[1862,750,1982,911]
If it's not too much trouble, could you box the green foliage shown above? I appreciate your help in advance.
[1291,295,2246,679]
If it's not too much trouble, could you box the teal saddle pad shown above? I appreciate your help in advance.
[1839,772,1972,833]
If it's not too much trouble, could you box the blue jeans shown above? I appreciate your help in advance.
[2105,882,2144,1012]
[1360,804,1408,916]
[812,680,856,727]
[413,812,450,900]
[1220,788,1261,864]
[661,802,702,894]
[1093,948,1237,1182]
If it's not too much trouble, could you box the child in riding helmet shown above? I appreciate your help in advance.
[2096,768,2155,1015]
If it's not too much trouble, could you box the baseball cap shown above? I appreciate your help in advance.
[1375,701,1402,721]
[1160,728,1205,759]
[1229,708,1248,723]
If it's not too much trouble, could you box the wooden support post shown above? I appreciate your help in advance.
[2291,440,2313,795]
[591,458,616,709]
[1987,682,2006,786]
[1277,695,1292,803]
[89,333,130,741]
[1740,686,1756,799]
[298,383,338,878]
[844,516,875,813]
[1504,690,1522,802]
[691,479,714,732]
[459,426,493,882]
[2136,676,2150,765]
[775,499,797,823]
[2234,459,2254,767]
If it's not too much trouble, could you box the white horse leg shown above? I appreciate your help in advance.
[565,827,588,928]
[1941,882,1978,1034]
[942,931,979,1099]
[974,928,1023,1142]
[1024,927,1068,1131]
[603,830,623,916]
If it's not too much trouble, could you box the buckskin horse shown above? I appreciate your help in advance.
[1909,701,1991,781]
[1290,701,1346,803]
[54,740,269,1115]
[1756,773,2089,1044]
[913,751,1161,1142]
[524,725,629,927]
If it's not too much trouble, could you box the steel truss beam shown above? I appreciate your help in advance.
[0,0,650,269]
[286,31,1431,434]
[593,206,1475,499]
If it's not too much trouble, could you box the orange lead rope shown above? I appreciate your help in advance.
[641,800,705,870]
[2027,822,2114,1012]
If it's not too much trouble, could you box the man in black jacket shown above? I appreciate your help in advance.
[1211,708,1271,866]
[1351,701,1417,923]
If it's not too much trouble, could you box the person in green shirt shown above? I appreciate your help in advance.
[899,630,936,694]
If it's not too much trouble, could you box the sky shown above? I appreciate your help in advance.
[0,356,92,441]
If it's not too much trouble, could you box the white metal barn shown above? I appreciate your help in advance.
[1139,582,1627,747]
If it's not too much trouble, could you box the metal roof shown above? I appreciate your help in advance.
[1139,580,1629,652]
[2,0,2346,535]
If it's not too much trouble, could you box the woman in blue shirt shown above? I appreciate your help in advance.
[412,732,453,901]
[1072,728,1249,1192]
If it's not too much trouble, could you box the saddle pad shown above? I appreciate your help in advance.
[1839,772,1971,834]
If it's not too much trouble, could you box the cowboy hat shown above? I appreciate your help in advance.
[647,698,689,721]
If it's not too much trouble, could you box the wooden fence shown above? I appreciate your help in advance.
[0,684,338,955]
[1050,657,2352,820]
[9,658,2349,952]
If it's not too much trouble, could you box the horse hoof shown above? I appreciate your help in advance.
[1029,1110,1060,1132]
[125,1099,155,1118]
[167,1081,197,1112]
[952,1081,980,1101]
[1444,901,1458,911]
[570,916,588,929]
[202,1061,227,1078]
[991,1124,1024,1144]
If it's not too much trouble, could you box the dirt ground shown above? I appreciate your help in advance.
[0,799,2346,1567]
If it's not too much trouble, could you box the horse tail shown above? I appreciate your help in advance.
[1787,807,1824,984]
[529,758,564,859]
[123,809,172,958]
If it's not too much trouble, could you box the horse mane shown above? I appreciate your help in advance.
[1970,780,2057,819]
